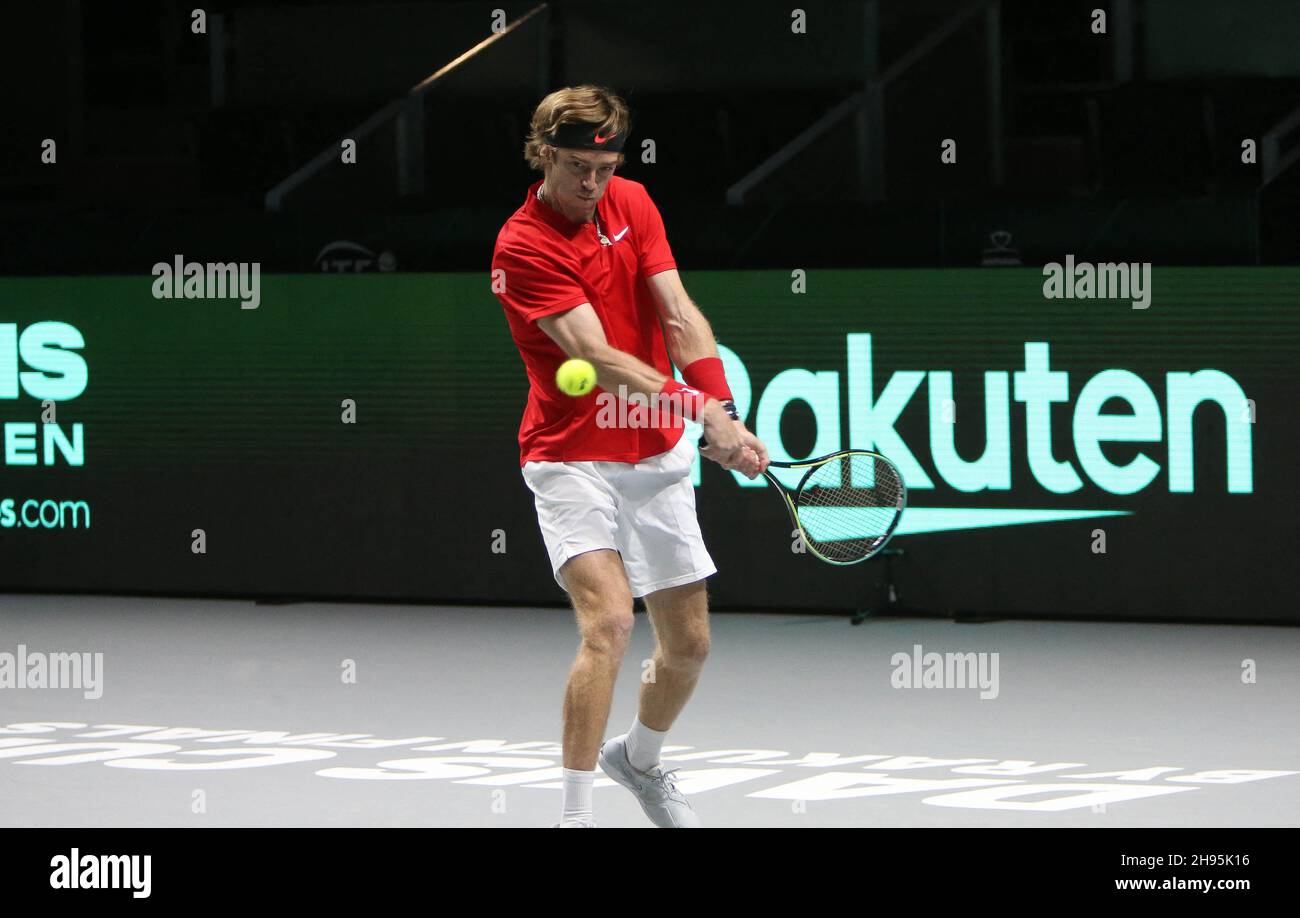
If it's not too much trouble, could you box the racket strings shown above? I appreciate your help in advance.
[794,454,904,563]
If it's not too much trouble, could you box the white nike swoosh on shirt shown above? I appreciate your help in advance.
[613,225,630,241]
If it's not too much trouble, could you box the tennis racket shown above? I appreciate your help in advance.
[699,435,907,565]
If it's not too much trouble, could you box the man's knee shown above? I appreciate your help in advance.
[562,551,635,657]
[663,632,710,669]
[645,580,711,668]
[580,611,635,657]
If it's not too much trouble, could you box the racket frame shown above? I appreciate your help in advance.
[762,449,907,566]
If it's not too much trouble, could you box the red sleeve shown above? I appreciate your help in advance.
[493,246,590,323]
[633,184,676,279]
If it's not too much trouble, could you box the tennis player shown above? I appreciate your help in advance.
[491,85,770,827]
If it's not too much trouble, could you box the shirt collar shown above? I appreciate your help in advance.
[527,179,593,239]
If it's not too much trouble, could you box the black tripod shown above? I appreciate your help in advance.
[851,547,928,624]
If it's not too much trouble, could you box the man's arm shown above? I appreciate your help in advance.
[537,303,667,400]
[645,269,718,368]
[644,269,770,472]
[535,303,763,477]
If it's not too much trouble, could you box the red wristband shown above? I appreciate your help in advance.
[659,378,710,422]
[682,357,733,403]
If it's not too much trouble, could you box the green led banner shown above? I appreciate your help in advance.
[2,269,1296,620]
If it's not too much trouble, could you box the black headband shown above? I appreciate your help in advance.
[544,121,626,153]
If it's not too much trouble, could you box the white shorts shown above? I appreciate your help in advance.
[521,433,717,599]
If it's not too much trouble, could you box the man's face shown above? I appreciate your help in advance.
[544,147,622,221]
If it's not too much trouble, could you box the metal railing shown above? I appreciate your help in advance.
[1261,102,1300,187]
[264,3,549,212]
[726,0,1000,205]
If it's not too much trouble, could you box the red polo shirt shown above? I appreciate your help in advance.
[492,175,685,466]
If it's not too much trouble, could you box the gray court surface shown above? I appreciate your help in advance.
[0,594,1295,828]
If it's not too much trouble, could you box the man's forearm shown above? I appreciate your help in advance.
[661,295,720,368]
[587,342,727,424]
[588,342,673,403]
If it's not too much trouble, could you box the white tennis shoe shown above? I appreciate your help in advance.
[598,734,701,828]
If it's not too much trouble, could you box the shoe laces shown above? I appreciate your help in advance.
[647,766,686,801]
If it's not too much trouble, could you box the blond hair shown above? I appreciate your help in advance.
[523,84,630,171]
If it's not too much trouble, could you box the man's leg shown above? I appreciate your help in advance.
[630,579,711,768]
[559,548,636,771]
[591,578,709,827]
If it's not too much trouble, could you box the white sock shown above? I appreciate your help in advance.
[626,717,668,772]
[561,767,596,823]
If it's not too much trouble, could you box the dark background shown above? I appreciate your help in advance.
[1,0,1297,622]
[4,0,1300,272]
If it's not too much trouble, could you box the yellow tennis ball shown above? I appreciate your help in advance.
[556,358,597,397]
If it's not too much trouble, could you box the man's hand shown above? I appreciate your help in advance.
[698,400,770,479]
